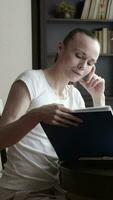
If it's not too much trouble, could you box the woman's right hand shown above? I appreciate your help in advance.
[35,104,83,127]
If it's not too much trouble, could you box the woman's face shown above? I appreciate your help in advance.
[58,32,100,82]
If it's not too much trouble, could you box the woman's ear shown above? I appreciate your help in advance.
[57,42,64,56]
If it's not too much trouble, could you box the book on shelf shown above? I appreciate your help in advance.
[88,0,97,19]
[106,0,112,19]
[99,0,109,20]
[95,28,109,54]
[92,0,100,19]
[95,30,99,39]
[108,0,113,19]
[107,30,113,54]
[102,27,108,54]
[81,0,112,20]
[81,0,92,19]
[41,105,113,161]
[98,29,103,54]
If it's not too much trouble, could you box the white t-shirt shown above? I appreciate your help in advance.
[0,69,85,191]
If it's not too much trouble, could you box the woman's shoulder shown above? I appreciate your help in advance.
[15,69,45,100]
[19,69,42,77]
[16,69,44,82]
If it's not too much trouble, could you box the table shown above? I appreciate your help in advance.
[60,160,113,199]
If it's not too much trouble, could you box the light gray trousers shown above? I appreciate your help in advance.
[0,187,95,200]
[0,187,67,200]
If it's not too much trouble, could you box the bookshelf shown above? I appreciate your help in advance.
[32,0,113,107]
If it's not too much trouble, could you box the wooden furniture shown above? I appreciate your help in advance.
[60,161,113,200]
[0,149,7,169]
[0,99,7,170]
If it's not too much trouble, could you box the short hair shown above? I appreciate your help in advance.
[54,28,99,62]
[63,28,98,45]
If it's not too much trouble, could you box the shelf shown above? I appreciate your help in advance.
[47,18,113,24]
[99,54,113,57]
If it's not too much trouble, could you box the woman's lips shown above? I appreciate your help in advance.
[72,70,82,77]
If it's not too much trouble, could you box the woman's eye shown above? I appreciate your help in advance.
[76,53,82,58]
[88,62,95,66]
[87,62,92,66]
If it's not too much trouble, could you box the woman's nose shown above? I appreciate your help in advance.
[77,61,87,70]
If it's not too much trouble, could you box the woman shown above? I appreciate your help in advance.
[0,28,105,199]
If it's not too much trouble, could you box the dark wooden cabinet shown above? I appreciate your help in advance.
[32,0,113,107]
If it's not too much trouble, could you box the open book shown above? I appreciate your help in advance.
[72,105,113,113]
[41,105,113,162]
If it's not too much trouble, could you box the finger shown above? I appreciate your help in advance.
[87,76,102,88]
[79,66,96,85]
[51,120,69,127]
[55,109,83,123]
[90,79,103,88]
[58,105,73,113]
[92,65,96,72]
[54,104,75,115]
[90,65,96,74]
[86,77,96,87]
[53,115,80,127]
[86,73,99,86]
[86,65,96,83]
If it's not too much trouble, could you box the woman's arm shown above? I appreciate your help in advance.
[79,66,105,106]
[0,80,83,148]
[0,80,41,148]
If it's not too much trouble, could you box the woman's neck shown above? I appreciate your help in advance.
[43,66,68,97]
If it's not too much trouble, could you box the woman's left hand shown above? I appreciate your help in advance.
[79,66,105,98]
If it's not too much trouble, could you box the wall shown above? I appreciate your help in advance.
[0,0,32,105]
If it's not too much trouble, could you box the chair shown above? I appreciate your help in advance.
[0,149,7,169]
[0,99,7,170]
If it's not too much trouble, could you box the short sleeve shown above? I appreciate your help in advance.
[16,70,40,101]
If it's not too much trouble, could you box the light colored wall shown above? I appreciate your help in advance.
[0,0,32,105]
